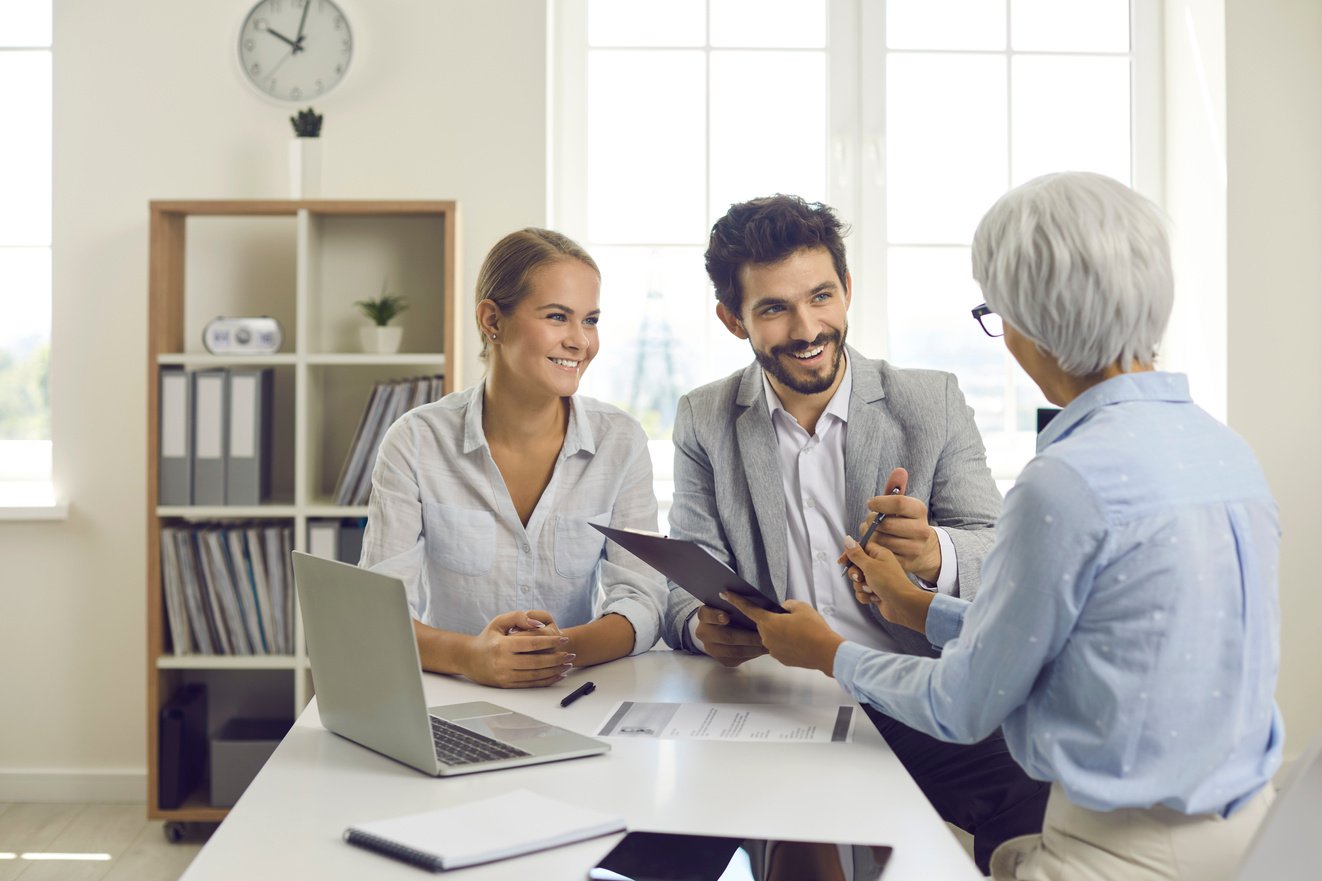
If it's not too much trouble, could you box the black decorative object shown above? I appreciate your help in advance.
[290,107,323,138]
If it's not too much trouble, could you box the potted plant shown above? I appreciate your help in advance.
[289,107,323,198]
[355,281,409,354]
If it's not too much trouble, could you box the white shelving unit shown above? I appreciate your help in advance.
[145,200,462,826]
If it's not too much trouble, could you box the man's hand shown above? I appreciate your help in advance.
[838,537,934,635]
[721,594,844,677]
[694,605,767,667]
[461,610,574,688]
[855,467,942,583]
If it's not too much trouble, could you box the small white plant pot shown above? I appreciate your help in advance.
[360,325,403,354]
[289,138,322,199]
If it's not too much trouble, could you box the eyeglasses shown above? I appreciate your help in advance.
[972,303,1003,338]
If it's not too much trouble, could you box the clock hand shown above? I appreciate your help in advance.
[264,26,302,51]
[294,0,312,52]
[264,47,296,84]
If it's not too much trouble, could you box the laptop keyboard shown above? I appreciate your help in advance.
[429,715,532,766]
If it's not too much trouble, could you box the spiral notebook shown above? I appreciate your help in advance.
[343,789,625,871]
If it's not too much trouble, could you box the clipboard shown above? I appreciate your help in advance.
[591,524,786,630]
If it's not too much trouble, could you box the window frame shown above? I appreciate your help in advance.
[553,0,1166,497]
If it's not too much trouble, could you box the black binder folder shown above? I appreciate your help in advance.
[158,683,208,809]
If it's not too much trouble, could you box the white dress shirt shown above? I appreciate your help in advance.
[360,383,666,655]
[692,357,957,653]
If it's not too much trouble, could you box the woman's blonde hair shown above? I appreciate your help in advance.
[476,228,599,361]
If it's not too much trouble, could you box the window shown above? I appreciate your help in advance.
[0,1,54,508]
[554,0,1160,496]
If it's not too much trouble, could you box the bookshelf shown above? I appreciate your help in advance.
[145,200,462,831]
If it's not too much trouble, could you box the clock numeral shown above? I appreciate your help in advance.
[334,63,343,74]
[250,62,262,75]
[243,38,255,51]
[334,15,343,29]
[290,87,303,99]
[270,0,282,13]
[314,79,325,93]
[342,38,350,50]
[253,17,269,33]
[267,79,279,94]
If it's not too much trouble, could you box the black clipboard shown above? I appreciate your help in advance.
[592,524,786,630]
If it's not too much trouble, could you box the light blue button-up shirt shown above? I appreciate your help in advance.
[834,371,1283,816]
[360,383,666,654]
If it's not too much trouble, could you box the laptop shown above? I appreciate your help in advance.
[291,551,610,777]
[591,524,786,630]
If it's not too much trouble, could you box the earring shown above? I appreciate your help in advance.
[489,333,497,342]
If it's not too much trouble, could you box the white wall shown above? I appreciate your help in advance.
[0,0,550,800]
[1224,0,1322,758]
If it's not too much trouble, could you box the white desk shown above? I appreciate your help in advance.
[181,651,981,880]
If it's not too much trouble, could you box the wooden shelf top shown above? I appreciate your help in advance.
[149,199,458,216]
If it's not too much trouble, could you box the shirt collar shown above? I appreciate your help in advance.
[762,352,853,428]
[462,380,595,457]
[1038,371,1192,452]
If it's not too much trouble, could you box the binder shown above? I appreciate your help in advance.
[226,528,268,653]
[263,526,289,654]
[159,527,191,655]
[307,519,339,562]
[339,519,366,566]
[226,368,274,506]
[175,529,216,655]
[158,683,207,810]
[158,367,193,506]
[246,526,278,654]
[192,369,228,506]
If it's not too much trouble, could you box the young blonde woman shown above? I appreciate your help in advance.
[360,229,666,687]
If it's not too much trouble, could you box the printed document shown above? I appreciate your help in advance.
[597,701,855,743]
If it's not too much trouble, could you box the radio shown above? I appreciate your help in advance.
[203,317,284,355]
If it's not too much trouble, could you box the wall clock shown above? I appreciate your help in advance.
[237,0,354,102]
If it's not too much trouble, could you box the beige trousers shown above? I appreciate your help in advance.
[990,783,1273,881]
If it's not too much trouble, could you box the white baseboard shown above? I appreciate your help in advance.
[0,770,146,803]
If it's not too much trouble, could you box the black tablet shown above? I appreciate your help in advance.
[588,830,892,880]
[592,525,786,630]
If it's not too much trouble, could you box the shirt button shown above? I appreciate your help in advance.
[822,605,834,616]
[805,498,816,509]
[520,584,529,593]
[814,550,826,562]
[521,542,530,553]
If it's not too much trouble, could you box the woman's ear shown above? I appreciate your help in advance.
[476,300,501,340]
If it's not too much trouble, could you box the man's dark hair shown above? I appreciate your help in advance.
[705,194,850,315]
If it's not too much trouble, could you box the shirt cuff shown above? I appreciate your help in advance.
[685,609,706,654]
[933,526,958,595]
[602,596,660,655]
[925,593,970,649]
[832,640,872,703]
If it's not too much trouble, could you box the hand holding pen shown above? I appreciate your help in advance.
[841,466,946,585]
[841,467,907,584]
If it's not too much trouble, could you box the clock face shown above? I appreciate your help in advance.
[238,0,353,102]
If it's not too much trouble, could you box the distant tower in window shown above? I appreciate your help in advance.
[626,276,685,435]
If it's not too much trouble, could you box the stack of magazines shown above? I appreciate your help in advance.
[159,523,295,656]
[333,375,444,506]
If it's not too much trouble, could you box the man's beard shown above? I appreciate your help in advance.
[753,326,848,395]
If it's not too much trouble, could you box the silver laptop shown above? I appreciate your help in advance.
[291,551,609,777]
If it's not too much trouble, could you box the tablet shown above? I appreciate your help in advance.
[591,525,786,630]
[588,830,892,880]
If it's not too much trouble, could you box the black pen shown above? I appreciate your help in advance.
[844,486,903,575]
[560,680,595,708]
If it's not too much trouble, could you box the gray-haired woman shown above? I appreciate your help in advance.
[726,172,1282,881]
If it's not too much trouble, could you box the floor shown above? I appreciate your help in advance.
[0,804,208,881]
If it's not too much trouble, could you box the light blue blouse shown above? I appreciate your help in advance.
[835,372,1283,816]
[360,383,666,654]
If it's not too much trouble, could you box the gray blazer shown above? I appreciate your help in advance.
[662,347,1002,657]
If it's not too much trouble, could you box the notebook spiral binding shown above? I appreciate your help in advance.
[344,830,445,871]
